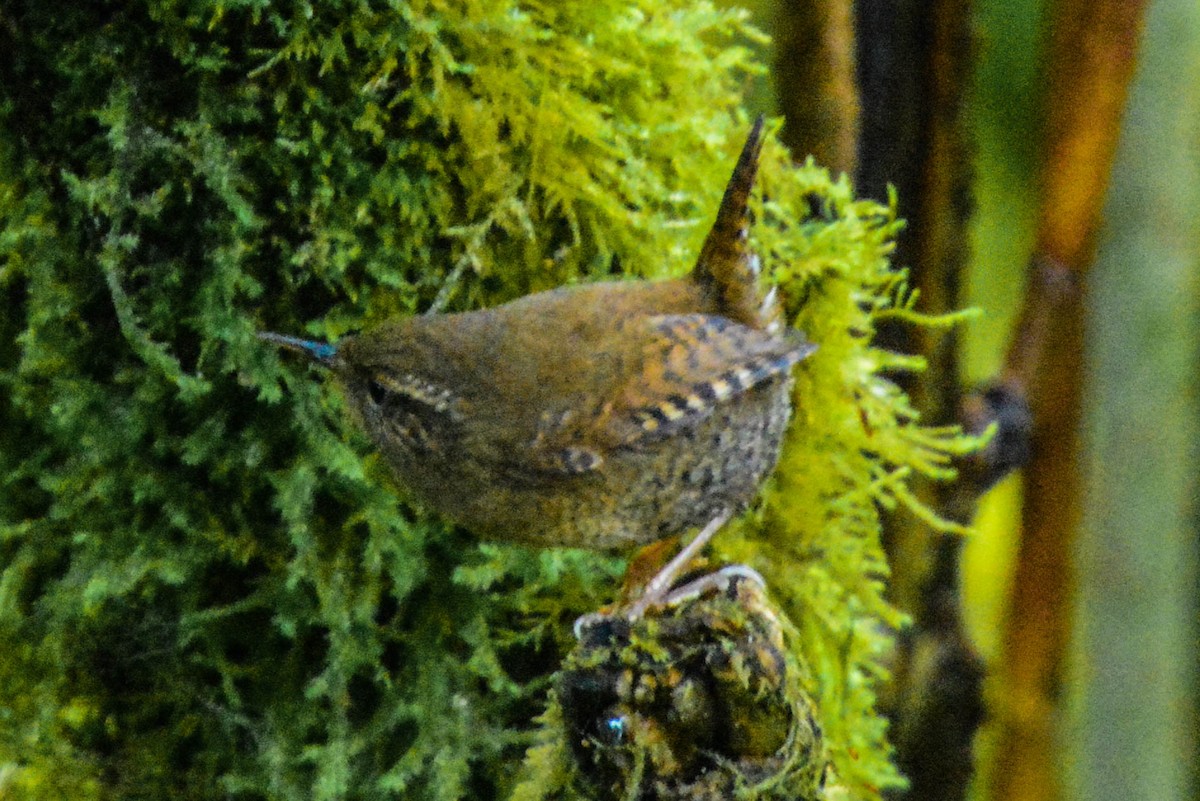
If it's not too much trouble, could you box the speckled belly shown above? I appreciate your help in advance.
[482,376,794,550]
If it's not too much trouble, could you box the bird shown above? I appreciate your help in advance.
[260,117,815,615]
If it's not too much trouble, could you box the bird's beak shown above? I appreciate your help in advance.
[258,331,339,367]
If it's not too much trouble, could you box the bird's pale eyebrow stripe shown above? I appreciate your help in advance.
[372,372,463,419]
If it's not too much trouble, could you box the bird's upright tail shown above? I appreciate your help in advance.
[690,115,779,331]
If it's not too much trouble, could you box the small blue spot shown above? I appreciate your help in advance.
[604,716,625,744]
[305,341,338,361]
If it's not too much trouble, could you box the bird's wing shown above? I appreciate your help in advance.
[600,313,814,448]
[514,314,813,478]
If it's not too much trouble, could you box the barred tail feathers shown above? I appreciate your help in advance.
[691,116,773,330]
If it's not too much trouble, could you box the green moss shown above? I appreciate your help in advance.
[0,2,975,799]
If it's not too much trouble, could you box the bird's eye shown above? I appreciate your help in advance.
[367,379,388,406]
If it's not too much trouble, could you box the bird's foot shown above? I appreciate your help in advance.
[658,563,765,608]
[573,511,743,638]
[572,560,766,641]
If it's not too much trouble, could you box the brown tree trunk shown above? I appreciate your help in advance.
[989,3,1149,800]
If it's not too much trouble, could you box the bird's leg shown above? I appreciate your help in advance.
[624,510,732,620]
[571,539,676,638]
[618,537,680,601]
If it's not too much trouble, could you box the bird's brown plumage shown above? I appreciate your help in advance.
[268,117,815,549]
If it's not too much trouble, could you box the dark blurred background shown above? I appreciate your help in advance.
[733,0,1199,799]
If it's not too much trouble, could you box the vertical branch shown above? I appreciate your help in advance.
[989,2,1149,800]
[853,2,983,799]
[854,0,975,609]
[771,0,860,174]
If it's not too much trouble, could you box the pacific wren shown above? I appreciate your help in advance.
[262,118,814,589]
